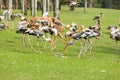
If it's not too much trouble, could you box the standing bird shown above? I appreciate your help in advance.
[65,24,84,42]
[90,12,102,31]
[25,28,56,52]
[108,26,120,52]
[69,1,77,11]
[63,28,101,58]
[89,19,101,31]
[16,20,30,46]
[73,28,101,58]
[93,12,102,20]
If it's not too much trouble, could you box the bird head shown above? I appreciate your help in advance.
[107,26,118,31]
[66,24,71,29]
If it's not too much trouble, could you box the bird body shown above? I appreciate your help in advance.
[14,13,22,17]
[69,1,77,6]
[63,27,101,58]
[53,21,63,26]
[72,32,83,40]
[108,26,120,41]
[114,31,120,40]
[93,12,102,20]
[18,21,29,28]
[16,21,30,33]
[16,27,28,33]
[108,26,120,53]
[25,29,44,37]
[110,29,120,40]
[39,26,58,36]
[72,28,101,40]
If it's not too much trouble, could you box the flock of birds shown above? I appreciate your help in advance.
[0,10,120,58]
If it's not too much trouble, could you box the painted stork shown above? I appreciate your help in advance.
[63,28,101,58]
[108,26,120,52]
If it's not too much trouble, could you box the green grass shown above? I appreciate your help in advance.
[0,7,120,80]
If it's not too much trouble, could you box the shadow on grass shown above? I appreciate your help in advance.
[5,39,15,43]
[95,46,119,54]
[14,36,21,39]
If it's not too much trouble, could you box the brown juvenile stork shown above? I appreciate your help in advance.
[41,17,65,42]
[29,16,53,27]
[65,22,84,42]
[50,22,64,41]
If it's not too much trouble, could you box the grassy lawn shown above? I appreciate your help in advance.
[0,7,120,80]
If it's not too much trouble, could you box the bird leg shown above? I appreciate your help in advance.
[82,38,94,54]
[66,36,73,42]
[44,41,47,49]
[115,41,119,54]
[27,35,35,53]
[88,38,98,58]
[42,36,56,51]
[82,39,90,54]
[88,39,94,58]
[49,38,56,51]
[82,39,89,57]
[22,34,26,46]
[5,22,11,31]
[77,39,85,58]
[36,38,42,54]
[62,39,75,53]
[11,20,14,29]
[58,32,65,42]
[53,36,57,43]
[43,33,49,49]
[62,44,69,52]
[62,36,73,52]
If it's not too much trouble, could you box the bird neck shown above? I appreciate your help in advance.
[97,20,101,28]
[76,25,84,33]
[42,36,51,42]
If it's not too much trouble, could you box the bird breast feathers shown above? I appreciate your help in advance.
[111,30,119,35]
